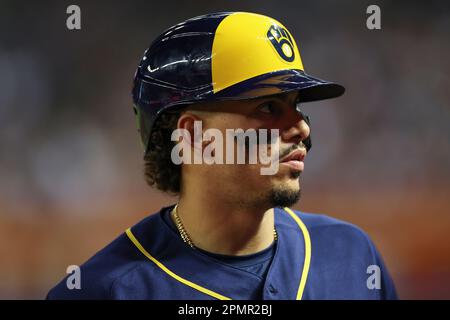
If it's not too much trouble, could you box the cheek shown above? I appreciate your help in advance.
[234,163,275,186]
[203,115,282,166]
[215,161,260,178]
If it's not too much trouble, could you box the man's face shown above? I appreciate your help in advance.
[181,91,310,209]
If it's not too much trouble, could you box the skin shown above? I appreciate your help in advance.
[171,90,310,256]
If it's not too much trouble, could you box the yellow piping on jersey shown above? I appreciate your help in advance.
[125,207,311,300]
[125,228,231,300]
[283,207,312,300]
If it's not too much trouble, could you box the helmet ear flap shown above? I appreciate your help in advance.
[302,116,311,151]
[295,103,312,152]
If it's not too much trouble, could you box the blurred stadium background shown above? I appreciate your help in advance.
[0,0,449,299]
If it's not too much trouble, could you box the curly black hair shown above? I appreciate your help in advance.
[143,112,181,194]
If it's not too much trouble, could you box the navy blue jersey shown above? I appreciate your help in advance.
[47,205,397,300]
[161,205,277,282]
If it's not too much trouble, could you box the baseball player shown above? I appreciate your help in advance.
[47,12,397,300]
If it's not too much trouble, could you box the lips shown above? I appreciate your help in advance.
[280,149,306,171]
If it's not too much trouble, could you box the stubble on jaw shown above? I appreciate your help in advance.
[269,171,301,208]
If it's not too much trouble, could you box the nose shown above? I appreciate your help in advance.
[280,112,311,146]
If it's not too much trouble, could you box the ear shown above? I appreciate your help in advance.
[177,112,203,150]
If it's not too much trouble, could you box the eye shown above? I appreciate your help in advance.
[257,101,279,115]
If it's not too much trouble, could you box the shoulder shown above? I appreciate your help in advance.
[287,208,374,248]
[281,208,381,264]
[290,209,398,299]
[46,213,162,300]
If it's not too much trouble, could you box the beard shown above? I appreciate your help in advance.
[269,170,302,207]
[228,167,302,210]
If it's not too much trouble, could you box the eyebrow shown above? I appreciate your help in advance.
[259,92,300,105]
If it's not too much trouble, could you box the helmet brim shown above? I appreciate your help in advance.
[214,69,345,102]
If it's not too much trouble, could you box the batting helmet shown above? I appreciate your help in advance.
[132,11,345,158]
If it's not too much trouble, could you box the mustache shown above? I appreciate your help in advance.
[278,144,304,160]
[238,131,306,159]
[242,139,305,159]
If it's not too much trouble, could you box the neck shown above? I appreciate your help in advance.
[171,193,275,256]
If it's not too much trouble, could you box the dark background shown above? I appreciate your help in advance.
[1,0,449,299]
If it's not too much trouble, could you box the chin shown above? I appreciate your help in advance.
[269,181,301,208]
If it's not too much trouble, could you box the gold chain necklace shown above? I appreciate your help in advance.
[171,204,278,249]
